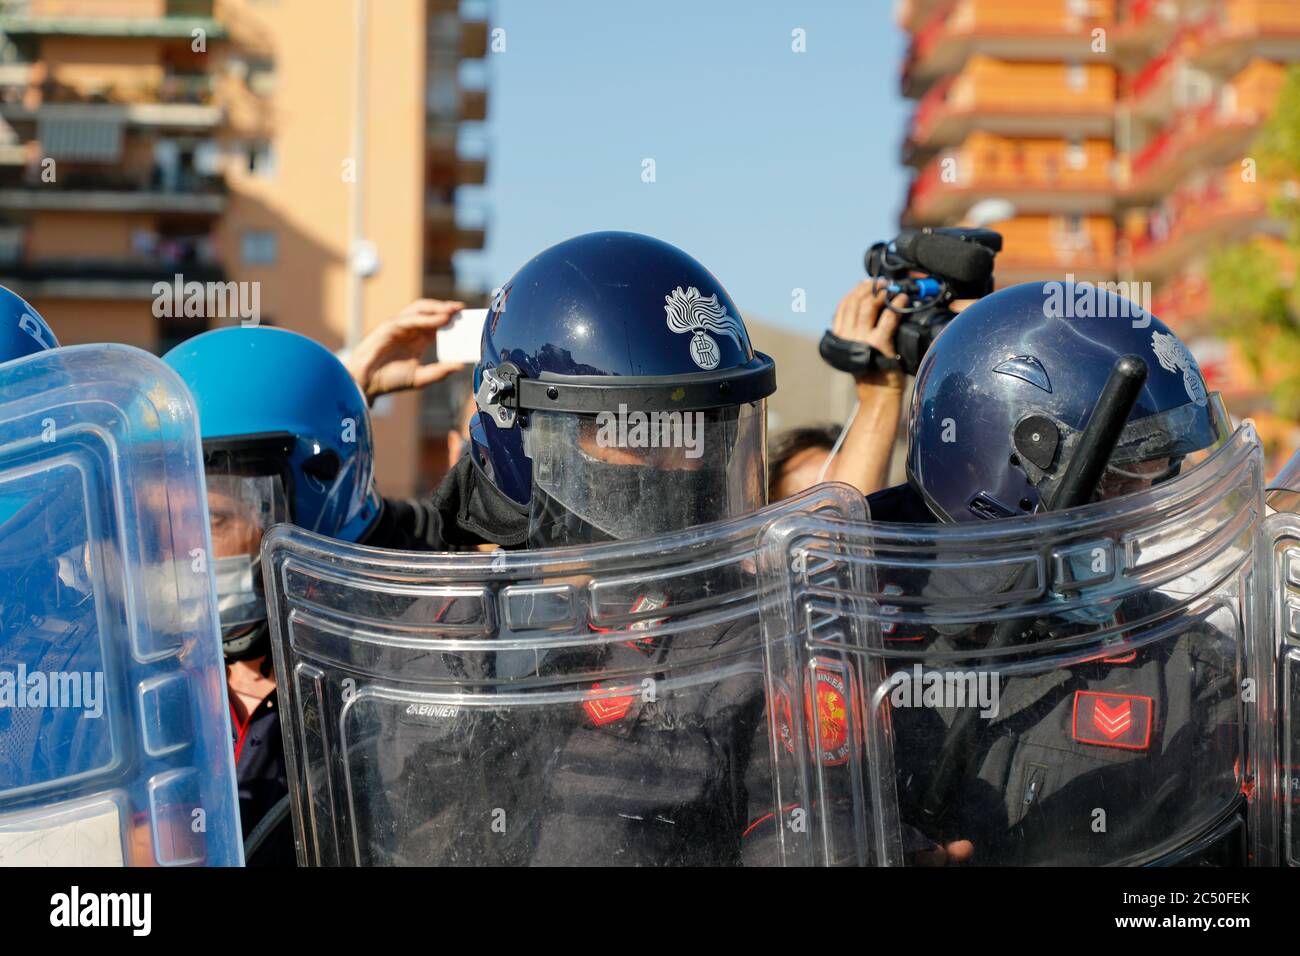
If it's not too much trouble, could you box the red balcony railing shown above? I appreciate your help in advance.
[1128,43,1177,100]
[908,75,955,144]
[1129,173,1268,260]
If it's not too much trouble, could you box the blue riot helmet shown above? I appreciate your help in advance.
[471,231,776,547]
[0,287,60,535]
[164,326,381,659]
[906,280,1231,523]
[0,284,58,362]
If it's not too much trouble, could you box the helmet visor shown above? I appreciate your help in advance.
[522,401,767,547]
[205,465,288,632]
[1096,392,1232,500]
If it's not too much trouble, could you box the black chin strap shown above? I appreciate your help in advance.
[223,620,270,663]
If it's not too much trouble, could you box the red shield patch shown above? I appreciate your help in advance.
[810,670,851,764]
[624,592,668,654]
[582,682,635,726]
[773,661,860,766]
[1071,691,1152,750]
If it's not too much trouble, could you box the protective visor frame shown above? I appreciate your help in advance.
[476,353,777,430]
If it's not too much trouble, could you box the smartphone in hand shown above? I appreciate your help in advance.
[436,308,488,364]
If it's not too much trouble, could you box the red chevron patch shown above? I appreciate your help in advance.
[1071,691,1152,750]
[1093,698,1132,738]
[583,683,635,726]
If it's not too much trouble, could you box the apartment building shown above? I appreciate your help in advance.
[896,0,1300,454]
[0,0,490,496]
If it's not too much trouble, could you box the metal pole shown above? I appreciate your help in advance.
[347,0,369,348]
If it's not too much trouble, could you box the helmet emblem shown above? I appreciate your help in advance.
[17,313,51,349]
[664,286,740,370]
[1151,331,1208,407]
[993,355,1051,393]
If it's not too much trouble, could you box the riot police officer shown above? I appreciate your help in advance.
[864,281,1238,865]
[2,289,243,866]
[163,326,387,863]
[0,288,63,797]
[311,232,785,864]
[363,231,776,551]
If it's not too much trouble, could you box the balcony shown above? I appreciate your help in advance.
[1124,67,1282,199]
[897,0,954,30]
[992,214,1117,283]
[426,117,488,177]
[425,192,456,229]
[456,156,486,185]
[1112,0,1180,54]
[459,87,487,122]
[1126,166,1278,279]
[902,0,1115,96]
[0,0,226,40]
[1188,0,1300,72]
[0,0,223,36]
[904,60,1114,162]
[0,255,225,300]
[906,137,1117,224]
[428,11,489,62]
[0,81,222,130]
[425,150,487,189]
[426,117,459,158]
[423,267,456,300]
[461,19,489,58]
[0,168,227,214]
[1149,270,1211,330]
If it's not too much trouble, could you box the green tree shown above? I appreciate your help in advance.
[1207,65,1300,419]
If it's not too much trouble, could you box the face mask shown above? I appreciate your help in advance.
[213,553,266,632]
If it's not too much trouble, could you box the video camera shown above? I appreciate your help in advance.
[820,226,1002,378]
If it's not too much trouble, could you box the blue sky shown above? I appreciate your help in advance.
[457,0,911,334]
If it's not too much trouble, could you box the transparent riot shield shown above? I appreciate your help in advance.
[263,483,865,866]
[0,345,242,866]
[759,425,1273,866]
[1266,508,1300,866]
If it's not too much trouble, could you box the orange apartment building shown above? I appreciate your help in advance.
[897,0,1300,455]
[0,0,490,496]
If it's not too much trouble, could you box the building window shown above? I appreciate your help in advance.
[1065,63,1087,91]
[226,56,277,96]
[227,140,276,178]
[246,59,277,96]
[248,140,276,178]
[241,230,278,265]
[1065,137,1087,170]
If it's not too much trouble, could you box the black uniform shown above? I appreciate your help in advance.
[230,684,297,866]
[864,483,1243,865]
[331,582,772,865]
[359,471,1248,866]
[348,458,775,865]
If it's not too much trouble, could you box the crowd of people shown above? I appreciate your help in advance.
[1,227,1252,867]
